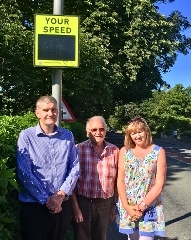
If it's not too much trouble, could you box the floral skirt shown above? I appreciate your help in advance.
[115,200,165,237]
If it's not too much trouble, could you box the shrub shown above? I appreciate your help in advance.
[61,121,86,143]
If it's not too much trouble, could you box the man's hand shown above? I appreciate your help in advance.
[109,204,116,222]
[73,207,84,223]
[46,191,65,214]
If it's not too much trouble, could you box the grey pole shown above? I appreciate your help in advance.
[52,0,64,126]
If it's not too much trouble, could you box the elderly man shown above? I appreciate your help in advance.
[17,95,80,240]
[72,116,119,240]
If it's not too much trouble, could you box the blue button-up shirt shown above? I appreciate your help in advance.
[17,123,80,204]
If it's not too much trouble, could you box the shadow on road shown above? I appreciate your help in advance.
[165,212,191,226]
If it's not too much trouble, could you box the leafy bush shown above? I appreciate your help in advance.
[160,116,191,136]
[0,115,25,239]
[0,112,86,239]
[61,121,86,143]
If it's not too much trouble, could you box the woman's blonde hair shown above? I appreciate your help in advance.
[124,117,153,149]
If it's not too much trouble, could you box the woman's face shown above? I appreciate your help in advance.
[130,129,147,147]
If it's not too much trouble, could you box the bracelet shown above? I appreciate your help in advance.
[141,201,149,209]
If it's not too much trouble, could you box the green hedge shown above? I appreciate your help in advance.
[0,112,86,239]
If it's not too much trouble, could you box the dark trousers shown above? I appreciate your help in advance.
[73,196,113,240]
[20,199,72,240]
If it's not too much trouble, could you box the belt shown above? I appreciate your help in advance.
[77,195,105,202]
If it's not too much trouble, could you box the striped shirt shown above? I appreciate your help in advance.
[17,123,80,204]
[75,139,119,199]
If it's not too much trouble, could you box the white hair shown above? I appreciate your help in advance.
[86,116,107,132]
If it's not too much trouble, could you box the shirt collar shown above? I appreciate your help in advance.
[88,139,108,149]
[36,123,60,136]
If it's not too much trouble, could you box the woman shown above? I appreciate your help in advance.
[116,118,166,240]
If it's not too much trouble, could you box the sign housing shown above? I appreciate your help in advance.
[34,14,79,68]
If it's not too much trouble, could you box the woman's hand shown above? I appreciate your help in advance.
[126,204,142,222]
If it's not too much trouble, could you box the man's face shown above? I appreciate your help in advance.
[87,118,106,144]
[35,101,58,128]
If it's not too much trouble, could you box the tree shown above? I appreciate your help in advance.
[140,84,191,134]
[0,1,52,114]
[64,0,191,105]
[51,0,191,108]
[108,102,144,130]
[0,0,191,122]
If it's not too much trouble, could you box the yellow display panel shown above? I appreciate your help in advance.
[34,14,79,67]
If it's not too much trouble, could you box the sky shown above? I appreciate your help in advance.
[157,0,191,88]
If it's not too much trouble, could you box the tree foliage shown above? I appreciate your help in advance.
[109,84,191,135]
[0,1,52,115]
[140,84,191,134]
[0,0,191,122]
[108,102,144,130]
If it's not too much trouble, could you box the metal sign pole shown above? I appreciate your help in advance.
[52,0,64,127]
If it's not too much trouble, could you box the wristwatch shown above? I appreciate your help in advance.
[141,201,149,209]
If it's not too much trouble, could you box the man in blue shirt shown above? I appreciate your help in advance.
[17,95,80,240]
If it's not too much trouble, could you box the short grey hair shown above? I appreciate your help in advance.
[86,116,107,132]
[36,95,57,109]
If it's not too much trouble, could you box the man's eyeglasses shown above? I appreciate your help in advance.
[89,128,105,133]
